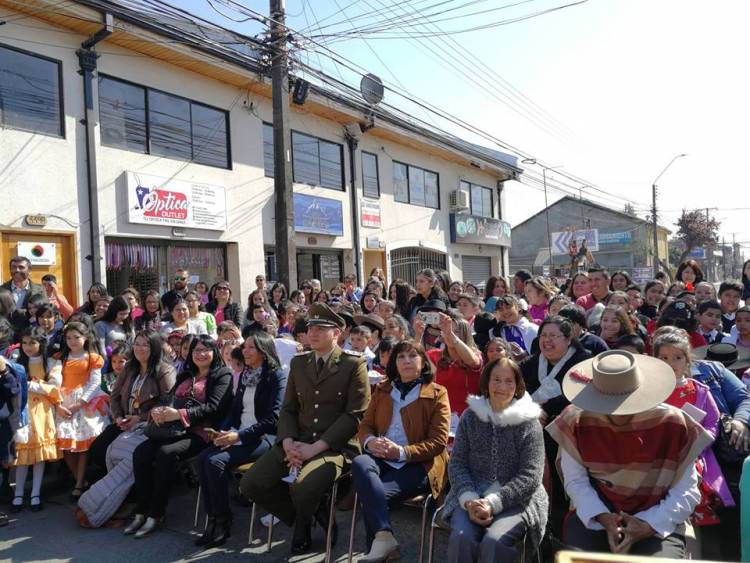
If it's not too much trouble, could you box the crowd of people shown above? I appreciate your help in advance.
[0,253,749,562]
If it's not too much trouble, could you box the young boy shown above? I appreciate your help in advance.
[696,299,726,344]
[718,281,743,333]
[348,325,375,369]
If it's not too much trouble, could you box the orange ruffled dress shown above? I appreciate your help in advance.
[55,353,110,453]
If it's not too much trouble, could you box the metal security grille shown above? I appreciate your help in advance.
[390,247,447,286]
[461,256,491,289]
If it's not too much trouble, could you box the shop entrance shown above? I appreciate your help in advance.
[105,238,226,297]
[1,230,79,307]
[363,250,387,285]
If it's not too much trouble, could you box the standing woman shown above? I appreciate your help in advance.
[442,358,547,563]
[126,336,233,538]
[352,340,450,561]
[95,296,134,353]
[134,290,162,333]
[195,331,287,548]
[185,290,217,339]
[205,281,242,327]
[56,322,110,501]
[676,259,705,288]
[407,269,450,322]
[483,276,510,313]
[269,282,287,314]
[88,330,176,472]
[77,283,108,316]
[160,299,208,337]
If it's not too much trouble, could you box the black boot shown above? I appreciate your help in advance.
[291,518,312,555]
[194,516,217,547]
[205,514,232,548]
[314,495,338,548]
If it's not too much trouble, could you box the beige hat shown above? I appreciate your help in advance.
[692,343,750,371]
[562,350,676,415]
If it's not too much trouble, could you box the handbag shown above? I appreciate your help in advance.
[144,376,203,442]
[714,414,750,464]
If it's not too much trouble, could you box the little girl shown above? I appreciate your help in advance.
[55,321,110,501]
[101,342,130,395]
[654,327,734,526]
[12,328,62,512]
[596,305,634,348]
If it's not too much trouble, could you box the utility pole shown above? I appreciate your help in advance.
[270,0,296,289]
[652,184,659,276]
[543,168,553,274]
[733,232,737,277]
[722,236,727,279]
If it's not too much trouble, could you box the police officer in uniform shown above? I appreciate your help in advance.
[240,303,370,555]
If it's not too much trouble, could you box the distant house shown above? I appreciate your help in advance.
[510,196,670,276]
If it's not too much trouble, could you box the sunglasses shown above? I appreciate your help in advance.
[216,286,230,291]
[174,276,187,281]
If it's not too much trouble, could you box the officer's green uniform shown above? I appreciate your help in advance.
[240,304,370,529]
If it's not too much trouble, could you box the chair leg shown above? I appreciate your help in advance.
[194,484,201,528]
[347,493,358,563]
[418,496,433,563]
[520,530,528,563]
[266,513,274,552]
[248,503,256,545]
[325,481,339,563]
[427,523,436,563]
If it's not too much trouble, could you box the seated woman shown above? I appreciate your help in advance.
[441,357,548,563]
[547,350,713,557]
[125,335,232,538]
[352,340,450,562]
[195,331,287,548]
[88,330,176,472]
[160,299,208,338]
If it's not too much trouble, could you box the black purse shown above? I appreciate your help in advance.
[144,377,203,442]
[714,414,750,464]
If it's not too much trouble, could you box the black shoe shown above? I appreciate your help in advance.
[0,512,7,527]
[194,516,217,547]
[10,497,23,514]
[30,497,43,513]
[291,521,312,555]
[205,515,232,549]
[314,495,338,547]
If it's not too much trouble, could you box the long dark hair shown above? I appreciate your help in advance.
[244,330,281,372]
[100,295,133,333]
[675,259,704,285]
[141,290,162,319]
[270,282,287,304]
[60,321,99,362]
[390,281,411,319]
[18,326,50,379]
[183,334,224,374]
[86,282,108,307]
[385,340,435,384]
[124,330,164,380]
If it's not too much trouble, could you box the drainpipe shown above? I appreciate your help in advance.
[345,129,362,286]
[76,13,113,285]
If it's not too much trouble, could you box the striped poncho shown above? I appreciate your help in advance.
[546,403,713,514]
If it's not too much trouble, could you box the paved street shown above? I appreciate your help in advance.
[1,478,447,563]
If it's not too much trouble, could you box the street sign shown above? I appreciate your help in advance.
[685,247,706,260]
[632,267,653,284]
[550,229,599,255]
[599,231,632,245]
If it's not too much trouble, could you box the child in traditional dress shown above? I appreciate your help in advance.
[11,328,62,512]
[101,341,129,395]
[653,326,733,527]
[55,321,109,501]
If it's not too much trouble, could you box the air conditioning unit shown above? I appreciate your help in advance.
[449,188,470,212]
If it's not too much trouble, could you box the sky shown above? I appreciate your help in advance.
[179,0,750,254]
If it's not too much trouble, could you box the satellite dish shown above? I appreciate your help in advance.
[360,73,384,105]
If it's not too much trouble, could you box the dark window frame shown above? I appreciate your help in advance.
[361,151,380,199]
[98,73,231,170]
[0,42,65,138]
[392,160,440,210]
[462,180,494,218]
[290,129,345,191]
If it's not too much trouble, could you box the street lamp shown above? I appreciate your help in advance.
[651,153,687,276]
[522,158,563,274]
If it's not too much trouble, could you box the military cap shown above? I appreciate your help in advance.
[307,303,346,329]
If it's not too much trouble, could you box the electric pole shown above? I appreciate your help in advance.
[270,0,296,289]
[722,236,727,278]
[651,184,659,276]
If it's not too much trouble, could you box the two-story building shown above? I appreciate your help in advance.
[0,0,519,305]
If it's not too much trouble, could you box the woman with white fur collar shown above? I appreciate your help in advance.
[442,358,548,563]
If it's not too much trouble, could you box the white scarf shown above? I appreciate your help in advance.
[532,346,576,404]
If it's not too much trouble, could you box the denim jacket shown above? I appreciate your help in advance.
[691,360,750,426]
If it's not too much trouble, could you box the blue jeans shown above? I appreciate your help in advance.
[351,454,428,546]
[198,436,271,517]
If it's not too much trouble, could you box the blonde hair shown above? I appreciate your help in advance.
[525,276,558,299]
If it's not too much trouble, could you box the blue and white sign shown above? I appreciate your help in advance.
[294,193,344,236]
[551,229,599,255]
[685,247,706,260]
[599,231,632,245]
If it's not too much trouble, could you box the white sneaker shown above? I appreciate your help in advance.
[260,513,280,527]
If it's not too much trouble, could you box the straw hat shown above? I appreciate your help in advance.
[562,350,676,415]
[692,343,750,371]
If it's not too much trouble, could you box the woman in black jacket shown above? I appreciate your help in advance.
[204,281,243,327]
[406,269,450,322]
[126,335,233,538]
[194,331,287,548]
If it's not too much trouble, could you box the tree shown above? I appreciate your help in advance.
[623,203,637,217]
[675,209,720,263]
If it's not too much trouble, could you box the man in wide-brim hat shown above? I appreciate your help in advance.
[546,350,713,557]
[692,342,750,372]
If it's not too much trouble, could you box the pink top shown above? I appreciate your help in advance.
[176,376,210,442]
[528,303,548,325]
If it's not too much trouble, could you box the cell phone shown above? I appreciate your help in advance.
[420,312,440,326]
[205,428,220,439]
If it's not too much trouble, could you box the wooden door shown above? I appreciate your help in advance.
[0,231,79,307]
[363,250,387,285]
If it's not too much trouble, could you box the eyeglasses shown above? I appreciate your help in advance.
[539,333,566,340]
[193,348,212,356]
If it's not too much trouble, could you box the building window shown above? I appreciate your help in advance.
[392,161,439,209]
[98,75,230,169]
[462,180,493,218]
[0,44,63,137]
[292,131,344,190]
[362,151,379,198]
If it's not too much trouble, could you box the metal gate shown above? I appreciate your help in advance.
[461,255,491,289]
[390,247,447,286]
